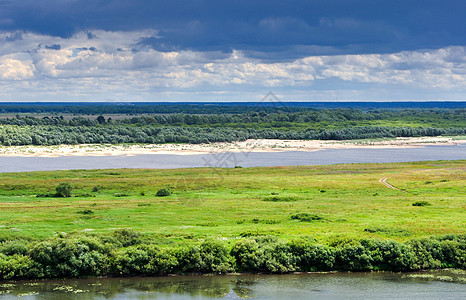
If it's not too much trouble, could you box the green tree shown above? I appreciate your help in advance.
[56,183,72,197]
[96,115,106,124]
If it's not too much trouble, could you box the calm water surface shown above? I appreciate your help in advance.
[0,271,465,299]
[0,144,465,172]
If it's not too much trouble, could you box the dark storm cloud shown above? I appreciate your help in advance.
[44,44,61,50]
[0,0,465,58]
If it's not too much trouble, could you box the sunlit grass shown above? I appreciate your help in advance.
[0,160,464,243]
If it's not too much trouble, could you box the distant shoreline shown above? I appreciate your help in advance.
[0,136,465,157]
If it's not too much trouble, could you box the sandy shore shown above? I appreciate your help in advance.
[0,137,464,157]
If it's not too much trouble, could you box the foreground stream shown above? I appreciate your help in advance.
[0,270,465,299]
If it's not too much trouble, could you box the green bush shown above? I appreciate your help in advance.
[408,238,444,269]
[111,244,160,275]
[263,196,298,202]
[0,253,36,280]
[55,182,72,197]
[334,243,373,271]
[290,213,322,222]
[288,240,335,271]
[412,201,432,206]
[28,236,108,278]
[231,239,261,272]
[156,188,172,197]
[112,229,142,247]
[360,239,415,271]
[198,239,233,273]
[231,236,300,273]
[437,239,465,268]
[0,240,30,256]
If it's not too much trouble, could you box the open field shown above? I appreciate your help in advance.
[0,160,464,242]
[0,160,464,279]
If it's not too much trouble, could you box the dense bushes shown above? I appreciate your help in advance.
[0,232,464,280]
[156,188,172,197]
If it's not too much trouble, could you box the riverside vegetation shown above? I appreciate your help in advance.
[0,108,465,145]
[0,161,464,279]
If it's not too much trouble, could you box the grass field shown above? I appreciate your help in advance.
[0,160,464,244]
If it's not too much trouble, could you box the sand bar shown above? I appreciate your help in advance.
[0,137,465,157]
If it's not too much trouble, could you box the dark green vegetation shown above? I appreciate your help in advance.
[0,161,464,279]
[0,232,464,280]
[156,188,172,197]
[0,108,465,145]
[1,102,464,115]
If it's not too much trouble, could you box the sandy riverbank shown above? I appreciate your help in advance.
[0,137,464,157]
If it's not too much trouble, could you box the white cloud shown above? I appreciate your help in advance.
[0,56,35,80]
[0,30,464,101]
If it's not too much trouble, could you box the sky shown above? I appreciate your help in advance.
[0,0,465,102]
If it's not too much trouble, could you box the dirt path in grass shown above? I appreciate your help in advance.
[379,177,405,192]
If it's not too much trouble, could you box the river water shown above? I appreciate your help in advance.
[0,271,465,299]
[0,144,465,173]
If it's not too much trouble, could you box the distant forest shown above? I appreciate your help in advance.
[0,103,465,146]
[0,101,465,115]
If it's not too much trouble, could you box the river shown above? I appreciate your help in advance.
[0,270,465,299]
[0,144,465,173]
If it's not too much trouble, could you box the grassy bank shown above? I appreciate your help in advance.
[0,161,465,279]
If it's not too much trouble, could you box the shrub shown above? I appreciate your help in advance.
[290,213,322,222]
[114,193,129,197]
[198,239,233,273]
[231,238,296,273]
[55,183,72,197]
[112,229,142,247]
[231,239,261,272]
[0,253,36,279]
[263,196,298,202]
[111,245,160,275]
[261,242,296,273]
[74,193,95,197]
[288,240,335,271]
[407,238,443,269]
[334,243,373,271]
[28,236,108,278]
[360,239,415,271]
[438,239,465,268]
[156,188,172,197]
[173,245,203,273]
[175,240,233,274]
[412,201,432,206]
[0,240,30,256]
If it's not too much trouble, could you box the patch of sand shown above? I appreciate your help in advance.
[0,137,464,157]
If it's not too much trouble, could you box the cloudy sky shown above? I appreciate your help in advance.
[0,0,465,102]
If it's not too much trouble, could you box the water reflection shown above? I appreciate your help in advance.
[0,271,465,299]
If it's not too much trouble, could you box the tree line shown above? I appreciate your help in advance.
[0,108,464,146]
[1,108,464,127]
[0,124,464,146]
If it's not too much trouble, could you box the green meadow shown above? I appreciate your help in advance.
[1,160,464,243]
